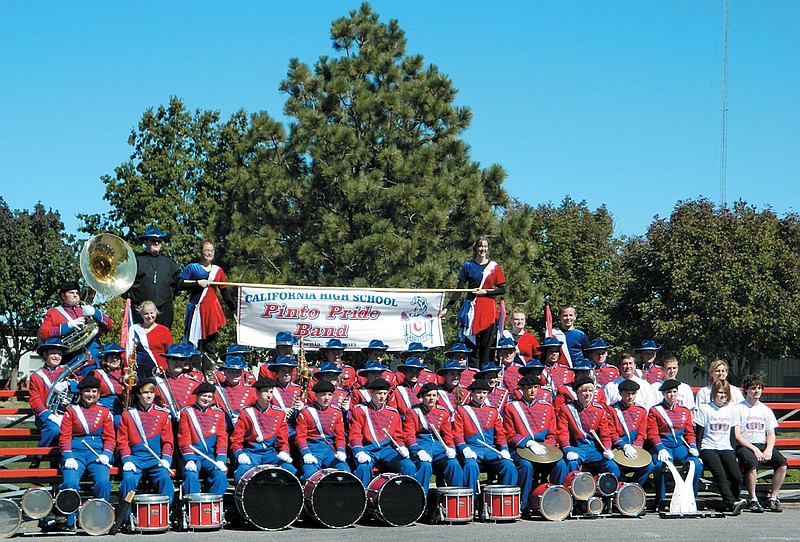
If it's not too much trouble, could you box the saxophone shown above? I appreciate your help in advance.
[122,338,139,410]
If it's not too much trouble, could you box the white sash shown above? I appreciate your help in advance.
[35,368,56,389]
[184,407,210,453]
[95,369,116,394]
[479,261,498,289]
[244,407,266,443]
[357,404,381,445]
[438,391,455,414]
[189,265,220,346]
[613,402,632,441]
[155,377,179,420]
[413,407,430,431]
[55,305,80,324]
[565,403,586,439]
[272,388,289,412]
[460,405,486,442]
[395,386,412,409]
[356,389,371,403]
[654,405,678,442]
[551,327,573,367]
[71,405,91,435]
[511,401,536,439]
[131,324,158,367]
[128,409,149,443]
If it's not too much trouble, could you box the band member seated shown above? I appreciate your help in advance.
[538,337,573,387]
[268,355,304,435]
[651,355,695,410]
[470,362,509,412]
[29,338,71,456]
[258,332,296,380]
[444,342,476,386]
[504,375,567,514]
[88,342,125,427]
[306,362,351,413]
[634,340,664,384]
[295,380,349,481]
[517,359,553,403]
[495,336,524,391]
[213,355,256,430]
[553,359,607,412]
[556,377,620,480]
[59,375,115,529]
[348,378,427,488]
[404,383,464,491]
[454,380,517,498]
[154,344,201,420]
[608,379,654,487]
[401,342,436,385]
[230,377,296,482]
[352,360,390,405]
[360,339,395,385]
[648,378,702,510]
[39,280,114,375]
[389,357,427,418]
[585,339,619,388]
[179,382,228,496]
[117,378,175,522]
[315,338,356,389]
[436,360,467,418]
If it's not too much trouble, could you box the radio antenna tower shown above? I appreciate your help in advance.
[720,0,729,206]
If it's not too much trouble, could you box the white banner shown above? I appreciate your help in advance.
[237,286,446,350]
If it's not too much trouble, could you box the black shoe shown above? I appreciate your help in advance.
[768,498,783,513]
[730,499,747,516]
[28,458,41,469]
[747,499,764,513]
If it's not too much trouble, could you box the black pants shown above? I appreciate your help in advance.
[468,322,497,367]
[700,449,742,506]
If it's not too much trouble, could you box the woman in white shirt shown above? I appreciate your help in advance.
[695,359,744,407]
[695,379,746,515]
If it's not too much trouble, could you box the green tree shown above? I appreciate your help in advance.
[0,199,78,389]
[616,198,800,379]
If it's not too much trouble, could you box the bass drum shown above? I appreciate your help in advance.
[614,483,646,517]
[55,488,82,515]
[531,484,572,522]
[563,471,596,500]
[428,487,473,524]
[78,499,114,536]
[482,485,520,522]
[303,469,365,528]
[235,465,303,531]
[20,487,52,519]
[366,473,425,527]
[0,499,22,539]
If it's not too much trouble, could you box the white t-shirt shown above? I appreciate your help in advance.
[651,381,696,411]
[696,384,744,408]
[695,402,739,451]
[605,376,657,410]
[735,400,778,445]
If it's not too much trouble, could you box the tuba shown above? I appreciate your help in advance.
[45,356,90,415]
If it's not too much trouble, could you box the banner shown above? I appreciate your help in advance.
[237,286,446,350]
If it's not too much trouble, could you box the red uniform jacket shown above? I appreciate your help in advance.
[178,404,228,460]
[348,402,405,454]
[230,403,290,455]
[59,403,115,458]
[403,404,457,451]
[117,404,174,461]
[556,401,614,450]
[294,403,347,454]
[503,399,558,447]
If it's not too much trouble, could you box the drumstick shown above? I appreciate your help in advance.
[382,428,401,449]
[110,490,135,535]
[189,445,218,465]
[589,430,607,451]
[81,439,103,460]
[477,439,502,455]
[430,425,449,450]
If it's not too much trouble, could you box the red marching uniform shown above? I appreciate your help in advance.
[504,400,558,448]
[59,403,116,457]
[641,365,665,385]
[214,381,257,422]
[29,365,68,419]
[155,372,199,418]
[553,384,607,413]
[502,363,523,392]
[609,401,648,448]
[271,382,304,415]
[594,364,620,388]
[544,365,574,388]
[295,404,347,454]
[39,304,113,341]
[556,401,615,451]
[388,382,419,419]
[117,405,174,459]
[229,404,291,456]
[436,384,465,419]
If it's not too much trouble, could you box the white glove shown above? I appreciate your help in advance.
[566,451,580,462]
[67,317,86,329]
[159,459,171,469]
[54,381,69,393]
[445,447,457,459]
[215,460,227,472]
[48,413,63,426]
[96,454,110,466]
[237,454,252,465]
[499,449,511,460]
[277,451,292,463]
[416,450,432,462]
[335,451,348,462]
[528,441,547,456]
[603,449,614,460]
[397,446,410,459]
[688,447,699,457]
[462,447,477,460]
[657,449,671,462]
[303,453,319,465]
[623,444,638,459]
[185,460,197,472]
[355,451,372,464]
[122,461,137,472]
[64,458,79,470]
[81,305,96,317]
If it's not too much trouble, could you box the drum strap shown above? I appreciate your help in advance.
[357,404,381,445]
[71,405,91,434]
[244,407,266,445]
[613,403,632,441]
[511,401,536,440]
[461,405,486,442]
[565,403,586,439]
[654,405,678,442]
[184,408,211,454]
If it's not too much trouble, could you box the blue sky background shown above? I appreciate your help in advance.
[2,1,798,238]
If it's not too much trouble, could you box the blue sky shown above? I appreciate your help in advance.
[2,1,798,238]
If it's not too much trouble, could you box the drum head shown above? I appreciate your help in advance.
[21,488,52,519]
[615,483,646,517]
[55,489,82,515]
[305,470,365,528]
[539,485,572,521]
[596,473,618,497]
[373,475,425,527]
[237,467,303,530]
[78,499,115,536]
[0,499,22,539]
[565,472,596,500]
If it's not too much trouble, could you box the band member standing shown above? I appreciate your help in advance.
[88,342,125,427]
[648,379,702,510]
[552,359,607,412]
[269,356,304,437]
[634,340,664,384]
[351,360,390,406]
[131,300,174,379]
[360,339,396,386]
[538,337,573,388]
[585,339,619,388]
[470,362,509,412]
[230,377,296,482]
[605,353,657,410]
[444,342,477,386]
[213,356,256,430]
[219,344,256,385]
[258,332,297,380]
[608,380,654,487]
[178,382,228,496]
[556,377,620,480]
[495,336,524,391]
[348,379,427,488]
[29,338,71,455]
[295,380,349,481]
[58,375,115,529]
[39,280,114,375]
[154,344,201,420]
[505,310,540,361]
[400,342,437,385]
[117,378,175,523]
[389,357,426,418]
[404,383,463,492]
[454,380,517,498]
[436,360,467,418]
[314,338,356,389]
[306,362,351,414]
[124,227,182,329]
[517,359,554,403]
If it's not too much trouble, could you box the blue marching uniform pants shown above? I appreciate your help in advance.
[233,449,297,483]
[353,445,428,489]
[119,455,174,523]
[461,447,517,499]
[652,445,702,500]
[181,457,229,496]
[60,450,111,527]
[562,444,621,480]
[300,441,350,481]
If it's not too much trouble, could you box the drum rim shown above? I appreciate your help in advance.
[185,493,223,503]
[235,466,303,531]
[132,494,170,504]
[54,488,82,515]
[564,471,596,500]
[483,485,521,495]
[614,483,647,517]
[303,469,366,528]
[20,487,53,518]
[0,498,22,538]
[366,473,425,527]
[432,487,473,496]
[533,484,573,521]
[595,472,619,497]
[78,499,115,536]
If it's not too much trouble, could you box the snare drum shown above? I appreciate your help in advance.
[482,485,520,522]
[78,499,114,536]
[185,494,223,531]
[531,484,572,521]
[366,473,425,527]
[55,488,82,515]
[303,469,365,528]
[562,470,596,500]
[20,487,52,519]
[428,487,473,524]
[614,483,646,517]
[574,496,604,516]
[0,499,22,539]
[131,494,170,533]
[235,465,303,531]
[595,472,619,497]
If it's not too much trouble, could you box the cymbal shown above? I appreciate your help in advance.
[613,447,652,469]
[517,444,564,464]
